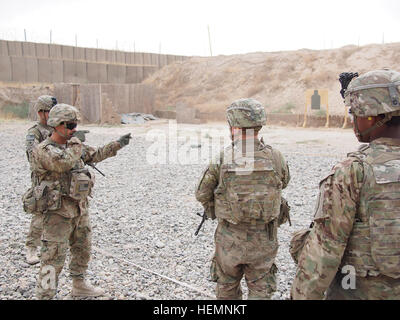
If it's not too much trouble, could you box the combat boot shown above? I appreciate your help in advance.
[26,246,40,265]
[71,279,105,297]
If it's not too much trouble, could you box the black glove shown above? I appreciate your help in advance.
[118,133,132,147]
[72,130,90,142]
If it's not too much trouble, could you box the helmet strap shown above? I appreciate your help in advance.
[55,124,69,139]
[357,113,393,139]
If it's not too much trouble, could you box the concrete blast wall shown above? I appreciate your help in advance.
[0,39,188,84]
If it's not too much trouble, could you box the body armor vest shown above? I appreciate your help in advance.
[341,141,400,278]
[214,140,282,225]
[32,139,94,203]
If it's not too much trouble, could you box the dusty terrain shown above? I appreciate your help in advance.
[0,120,360,300]
[144,42,400,116]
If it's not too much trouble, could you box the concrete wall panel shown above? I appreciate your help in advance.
[107,64,126,83]
[96,49,106,62]
[143,53,152,65]
[85,48,97,61]
[98,64,108,83]
[22,42,36,57]
[54,83,74,104]
[63,60,75,83]
[126,66,139,83]
[125,52,134,65]
[80,84,101,122]
[25,57,38,82]
[61,45,74,60]
[159,54,167,68]
[106,50,116,63]
[7,41,23,56]
[11,56,26,81]
[38,58,52,82]
[75,61,87,83]
[74,47,85,61]
[0,56,12,81]
[150,53,159,67]
[115,51,125,64]
[0,40,8,56]
[35,43,49,58]
[49,44,62,59]
[134,52,143,65]
[87,62,100,83]
[51,60,64,83]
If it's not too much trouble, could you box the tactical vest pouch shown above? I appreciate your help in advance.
[289,228,311,264]
[22,181,61,214]
[69,168,94,201]
[220,157,281,224]
[369,161,400,279]
[22,187,36,214]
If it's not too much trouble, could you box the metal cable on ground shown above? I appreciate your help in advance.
[93,247,214,299]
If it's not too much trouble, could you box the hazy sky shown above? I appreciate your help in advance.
[0,0,399,56]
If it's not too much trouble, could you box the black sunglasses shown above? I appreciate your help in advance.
[64,122,78,130]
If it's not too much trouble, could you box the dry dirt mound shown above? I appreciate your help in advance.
[144,42,400,116]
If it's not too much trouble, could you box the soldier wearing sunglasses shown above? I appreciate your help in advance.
[28,103,131,299]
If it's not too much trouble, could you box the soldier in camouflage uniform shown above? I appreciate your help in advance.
[195,98,290,299]
[25,95,57,265]
[291,69,400,300]
[30,104,131,299]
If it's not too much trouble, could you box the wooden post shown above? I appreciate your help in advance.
[302,98,308,128]
[325,103,329,128]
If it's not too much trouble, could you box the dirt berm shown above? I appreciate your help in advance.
[144,42,400,119]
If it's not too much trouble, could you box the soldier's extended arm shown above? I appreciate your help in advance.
[290,158,363,299]
[34,137,82,173]
[82,133,131,164]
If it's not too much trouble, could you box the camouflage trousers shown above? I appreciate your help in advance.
[25,213,43,248]
[326,272,400,300]
[210,220,278,300]
[36,208,92,300]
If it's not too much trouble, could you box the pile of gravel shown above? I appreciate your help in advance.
[0,122,355,300]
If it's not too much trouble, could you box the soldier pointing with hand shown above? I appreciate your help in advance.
[27,103,131,299]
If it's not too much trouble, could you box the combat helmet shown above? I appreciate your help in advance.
[343,69,400,138]
[344,69,400,117]
[34,95,57,113]
[47,104,80,127]
[226,98,267,128]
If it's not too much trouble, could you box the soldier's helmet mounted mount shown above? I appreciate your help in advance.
[34,95,58,113]
[47,104,81,128]
[226,98,267,128]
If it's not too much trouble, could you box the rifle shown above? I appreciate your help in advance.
[339,72,359,99]
[86,162,106,177]
[194,211,208,236]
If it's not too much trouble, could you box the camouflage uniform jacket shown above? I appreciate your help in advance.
[31,137,122,218]
[26,122,53,163]
[195,138,290,223]
[291,137,400,300]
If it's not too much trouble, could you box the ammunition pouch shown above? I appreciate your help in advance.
[69,168,94,201]
[278,197,291,226]
[22,181,62,214]
[289,228,311,264]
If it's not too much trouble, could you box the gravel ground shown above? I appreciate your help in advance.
[0,119,359,300]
